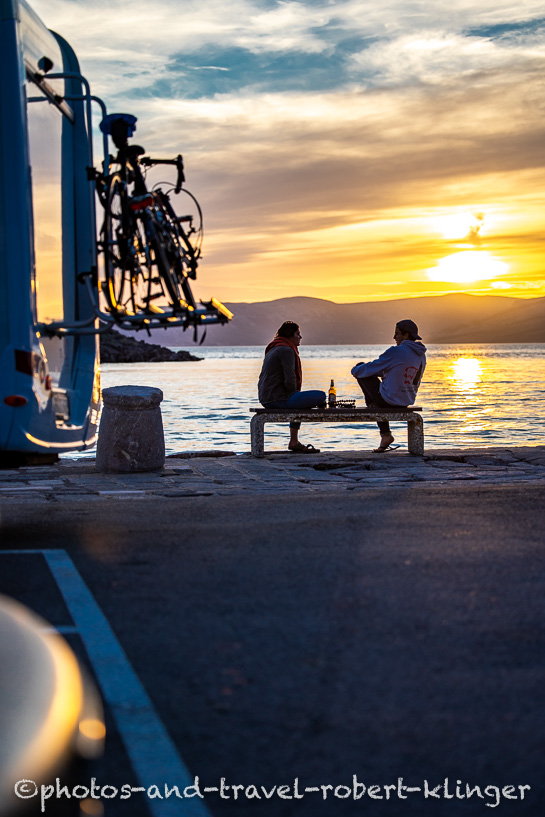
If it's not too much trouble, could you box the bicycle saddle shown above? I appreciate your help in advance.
[124,144,146,159]
[100,113,138,149]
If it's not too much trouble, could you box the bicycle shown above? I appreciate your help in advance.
[94,113,204,321]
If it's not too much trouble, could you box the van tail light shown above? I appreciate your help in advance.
[4,395,28,407]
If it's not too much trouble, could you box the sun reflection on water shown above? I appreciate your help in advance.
[450,358,482,391]
[447,357,494,439]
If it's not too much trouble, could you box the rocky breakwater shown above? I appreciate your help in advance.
[100,329,202,363]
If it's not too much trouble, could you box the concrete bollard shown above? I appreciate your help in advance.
[96,385,165,473]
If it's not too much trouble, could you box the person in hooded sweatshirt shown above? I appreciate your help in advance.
[351,319,427,453]
[258,321,326,453]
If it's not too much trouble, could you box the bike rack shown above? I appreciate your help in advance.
[32,72,232,339]
[37,274,233,337]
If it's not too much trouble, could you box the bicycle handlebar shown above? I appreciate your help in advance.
[140,155,185,193]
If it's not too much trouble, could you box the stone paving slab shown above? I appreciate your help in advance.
[0,446,543,501]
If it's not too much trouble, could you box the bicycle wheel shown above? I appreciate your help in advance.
[125,218,161,314]
[162,223,198,310]
[101,174,131,312]
[102,176,169,316]
[140,210,197,311]
[155,187,201,282]
[102,174,158,315]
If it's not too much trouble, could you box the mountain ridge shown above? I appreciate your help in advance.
[143,294,545,346]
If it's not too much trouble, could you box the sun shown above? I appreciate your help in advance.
[426,251,509,284]
[430,212,485,241]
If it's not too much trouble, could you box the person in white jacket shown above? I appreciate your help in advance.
[351,319,427,453]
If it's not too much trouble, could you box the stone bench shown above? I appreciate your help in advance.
[250,407,424,457]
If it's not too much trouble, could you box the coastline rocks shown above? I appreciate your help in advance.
[100,329,202,363]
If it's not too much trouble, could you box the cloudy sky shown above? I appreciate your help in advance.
[33,0,545,303]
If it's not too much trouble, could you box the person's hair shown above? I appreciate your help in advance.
[395,319,421,341]
[276,321,300,339]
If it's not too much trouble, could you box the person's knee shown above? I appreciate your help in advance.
[312,390,326,407]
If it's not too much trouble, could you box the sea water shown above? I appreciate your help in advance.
[92,344,545,456]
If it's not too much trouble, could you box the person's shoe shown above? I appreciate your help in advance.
[373,433,395,452]
[288,442,320,453]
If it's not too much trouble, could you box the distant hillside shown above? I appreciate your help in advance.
[144,294,545,346]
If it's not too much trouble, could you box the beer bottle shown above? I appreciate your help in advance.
[328,379,336,407]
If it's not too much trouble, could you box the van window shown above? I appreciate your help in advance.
[26,79,64,324]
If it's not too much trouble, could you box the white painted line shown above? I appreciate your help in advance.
[13,549,211,817]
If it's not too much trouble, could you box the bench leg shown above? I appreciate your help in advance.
[250,415,266,457]
[407,415,424,456]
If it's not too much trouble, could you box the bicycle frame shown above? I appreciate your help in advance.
[90,113,229,333]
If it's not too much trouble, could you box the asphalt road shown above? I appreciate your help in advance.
[1,482,544,817]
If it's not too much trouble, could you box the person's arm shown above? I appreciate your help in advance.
[278,347,298,393]
[351,346,396,379]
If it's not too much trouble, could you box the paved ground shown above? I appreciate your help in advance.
[0,445,544,500]
[1,448,545,817]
